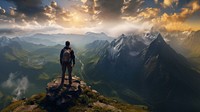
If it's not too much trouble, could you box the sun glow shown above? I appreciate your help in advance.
[70,13,86,27]
[74,15,81,22]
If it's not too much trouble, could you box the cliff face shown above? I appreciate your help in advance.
[2,76,149,112]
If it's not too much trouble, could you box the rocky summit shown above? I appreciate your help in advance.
[46,76,84,106]
[2,75,149,112]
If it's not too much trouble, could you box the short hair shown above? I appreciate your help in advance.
[65,41,70,46]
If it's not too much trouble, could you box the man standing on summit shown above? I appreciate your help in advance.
[59,41,75,87]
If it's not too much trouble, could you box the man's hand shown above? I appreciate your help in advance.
[71,64,75,67]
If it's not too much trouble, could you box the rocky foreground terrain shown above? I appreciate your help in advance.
[2,76,148,112]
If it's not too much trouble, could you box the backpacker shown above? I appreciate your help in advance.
[62,48,71,63]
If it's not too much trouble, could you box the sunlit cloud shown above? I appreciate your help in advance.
[137,8,160,20]
[164,22,192,31]
[0,6,6,14]
[152,0,200,31]
[161,0,179,8]
[123,0,200,32]
[154,0,159,4]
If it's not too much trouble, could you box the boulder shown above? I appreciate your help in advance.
[46,75,84,106]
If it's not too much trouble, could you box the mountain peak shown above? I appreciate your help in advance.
[143,33,169,59]
[148,33,166,48]
[154,33,165,44]
[121,34,125,37]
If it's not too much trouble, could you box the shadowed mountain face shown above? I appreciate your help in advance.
[82,34,200,112]
[183,30,200,57]
[140,34,200,111]
[88,35,147,82]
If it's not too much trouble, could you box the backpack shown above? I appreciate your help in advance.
[62,48,71,63]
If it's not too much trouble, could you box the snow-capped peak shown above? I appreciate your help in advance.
[108,34,147,60]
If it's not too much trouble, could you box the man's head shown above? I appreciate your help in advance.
[65,41,70,46]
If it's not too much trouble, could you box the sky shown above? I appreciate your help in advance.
[0,0,200,37]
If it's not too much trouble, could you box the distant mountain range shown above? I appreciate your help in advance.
[21,32,113,47]
[81,33,200,112]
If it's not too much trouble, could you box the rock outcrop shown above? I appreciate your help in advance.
[46,76,84,106]
[2,75,149,112]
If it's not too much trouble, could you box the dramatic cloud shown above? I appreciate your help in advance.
[1,0,70,27]
[98,0,124,21]
[43,1,72,27]
[123,0,200,32]
[137,8,160,20]
[186,0,200,13]
[81,0,144,23]
[0,0,199,36]
[7,0,43,15]
[161,0,179,8]
[152,0,200,31]
[122,7,160,25]
[6,0,49,23]
[9,7,16,16]
[122,0,144,16]
[1,73,29,99]
[81,0,124,22]
[154,0,159,4]
[0,6,6,14]
[163,22,192,31]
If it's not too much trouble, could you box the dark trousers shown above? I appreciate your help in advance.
[60,63,72,86]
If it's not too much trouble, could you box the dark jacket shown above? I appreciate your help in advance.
[60,46,75,65]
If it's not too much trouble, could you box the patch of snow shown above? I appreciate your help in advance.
[113,37,124,51]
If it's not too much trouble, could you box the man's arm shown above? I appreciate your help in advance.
[60,49,64,65]
[71,50,75,65]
